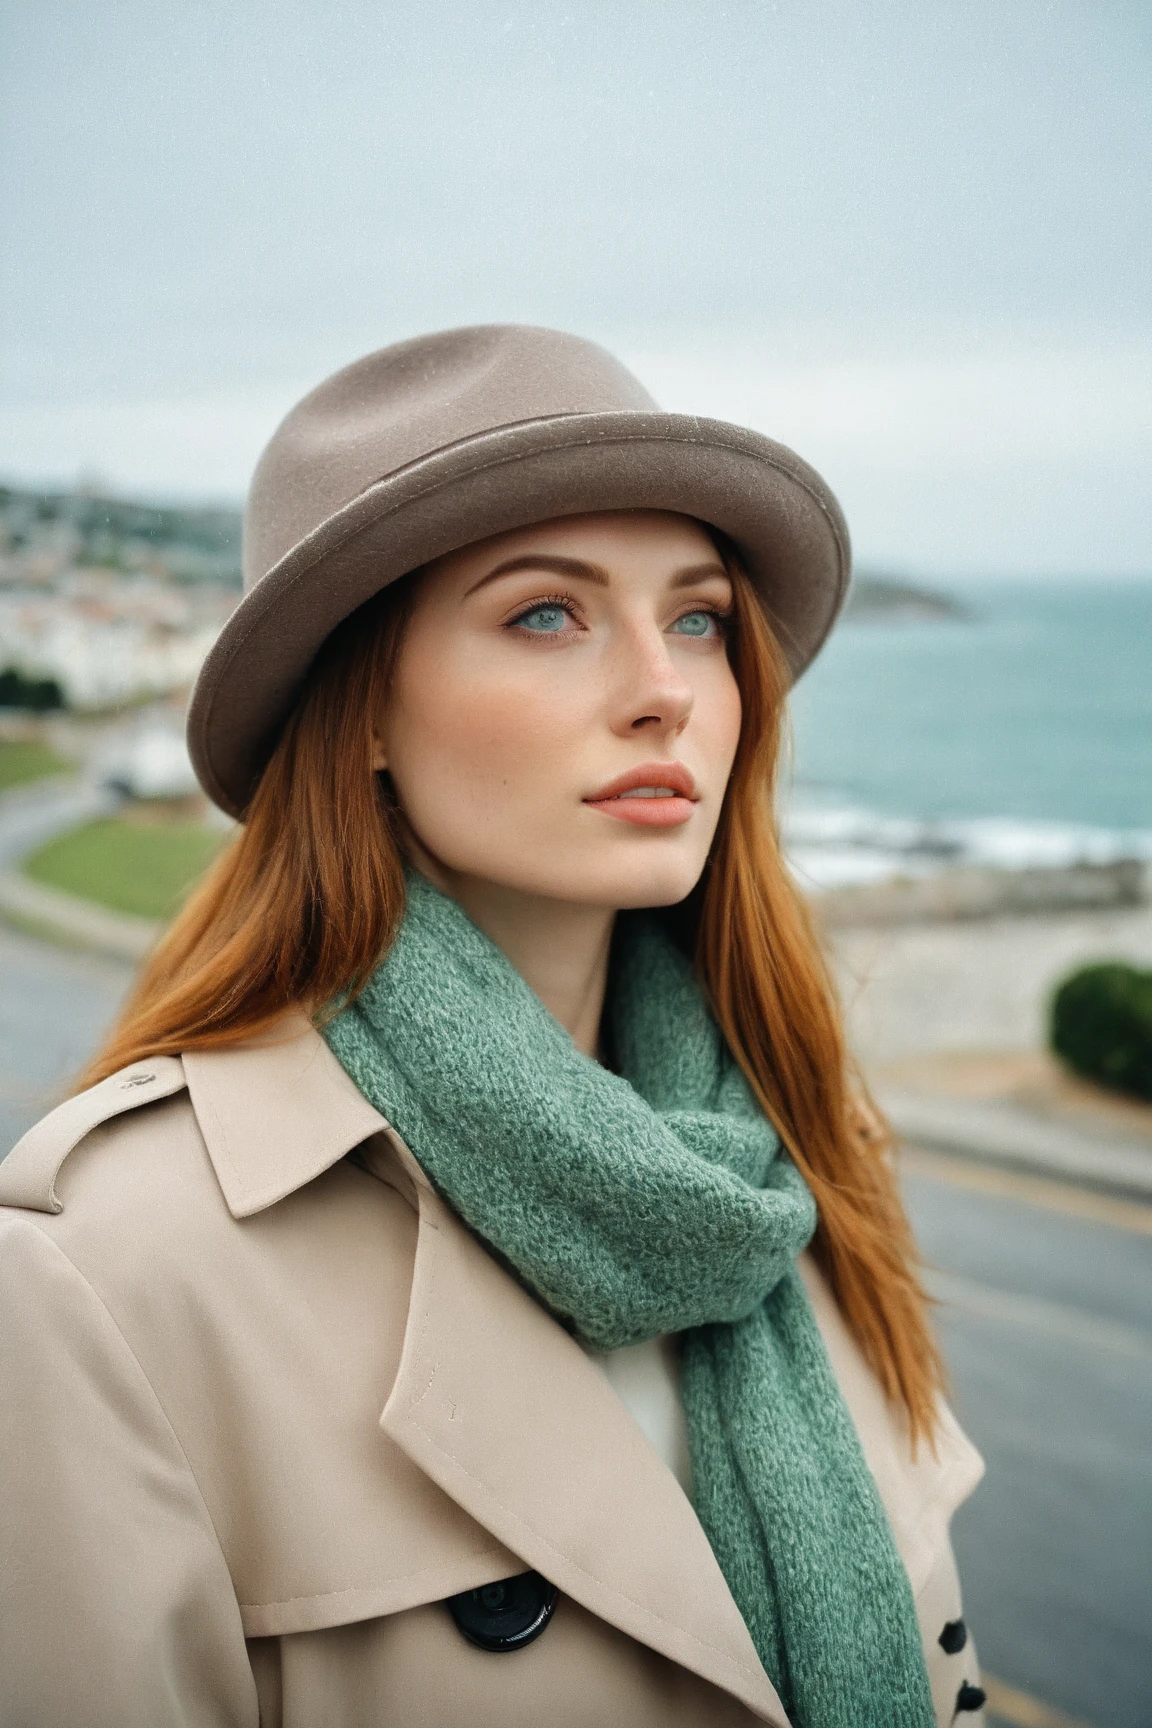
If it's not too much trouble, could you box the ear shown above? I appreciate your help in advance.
[370,730,388,773]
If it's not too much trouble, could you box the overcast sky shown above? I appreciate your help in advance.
[2,0,1149,576]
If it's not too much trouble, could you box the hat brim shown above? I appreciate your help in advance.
[187,410,850,817]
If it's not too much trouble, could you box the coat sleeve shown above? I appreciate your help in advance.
[0,1215,259,1728]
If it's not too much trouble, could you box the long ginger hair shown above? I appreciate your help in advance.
[83,544,944,1441]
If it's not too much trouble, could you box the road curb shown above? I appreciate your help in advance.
[0,872,159,964]
[881,1088,1152,1203]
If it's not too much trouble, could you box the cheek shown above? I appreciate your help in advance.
[698,658,744,776]
[414,688,546,778]
[384,640,585,828]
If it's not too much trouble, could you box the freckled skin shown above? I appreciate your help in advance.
[376,511,743,913]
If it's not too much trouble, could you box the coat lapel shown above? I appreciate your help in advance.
[371,1133,790,1728]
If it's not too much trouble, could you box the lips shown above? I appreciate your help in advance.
[583,763,699,828]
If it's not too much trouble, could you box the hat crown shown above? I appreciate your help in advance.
[243,325,658,590]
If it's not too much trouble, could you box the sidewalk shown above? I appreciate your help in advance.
[825,909,1152,1199]
[0,773,122,871]
[869,1041,1152,1202]
[0,776,153,962]
[0,870,158,963]
[880,1085,1152,1203]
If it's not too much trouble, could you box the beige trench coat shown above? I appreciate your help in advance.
[0,1017,986,1728]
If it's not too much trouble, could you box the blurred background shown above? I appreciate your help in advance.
[1,4,1149,1723]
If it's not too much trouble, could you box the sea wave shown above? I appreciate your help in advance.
[782,802,1152,890]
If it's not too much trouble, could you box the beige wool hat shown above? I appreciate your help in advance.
[187,324,851,817]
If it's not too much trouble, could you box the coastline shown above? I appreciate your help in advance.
[808,857,1148,926]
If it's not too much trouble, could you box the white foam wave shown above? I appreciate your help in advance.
[782,802,1152,890]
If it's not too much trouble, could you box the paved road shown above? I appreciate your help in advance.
[904,1161,1152,1728]
[0,922,131,1152]
[1,925,1149,1727]
[0,774,121,872]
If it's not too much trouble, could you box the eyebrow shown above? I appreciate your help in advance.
[463,552,731,597]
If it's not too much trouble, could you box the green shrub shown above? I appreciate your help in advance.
[0,667,64,710]
[1049,962,1152,1101]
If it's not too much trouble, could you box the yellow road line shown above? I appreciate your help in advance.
[899,1144,1152,1238]
[983,1671,1095,1728]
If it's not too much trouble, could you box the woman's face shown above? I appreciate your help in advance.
[375,510,743,910]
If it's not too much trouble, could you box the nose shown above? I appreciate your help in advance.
[607,623,694,741]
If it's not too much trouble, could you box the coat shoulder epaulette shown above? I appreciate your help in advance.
[0,1057,187,1214]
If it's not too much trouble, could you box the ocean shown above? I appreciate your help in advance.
[783,578,1152,888]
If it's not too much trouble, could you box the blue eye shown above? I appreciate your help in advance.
[672,610,715,637]
[516,604,569,633]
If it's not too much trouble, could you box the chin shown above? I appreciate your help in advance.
[422,836,711,913]
[612,873,706,911]
[546,851,709,912]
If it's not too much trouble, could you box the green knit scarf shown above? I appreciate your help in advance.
[323,873,934,1728]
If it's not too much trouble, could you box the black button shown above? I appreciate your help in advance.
[445,1570,558,1652]
[939,1618,968,1655]
[955,1681,987,1713]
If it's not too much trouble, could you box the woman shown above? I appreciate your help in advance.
[0,325,986,1728]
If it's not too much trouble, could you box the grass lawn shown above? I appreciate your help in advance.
[0,739,73,792]
[23,816,227,920]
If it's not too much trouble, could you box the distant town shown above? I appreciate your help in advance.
[0,483,240,712]
[0,480,965,714]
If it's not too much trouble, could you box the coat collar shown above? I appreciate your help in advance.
[181,1013,390,1217]
[186,1017,788,1724]
[364,1130,788,1725]
[0,1014,381,1219]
